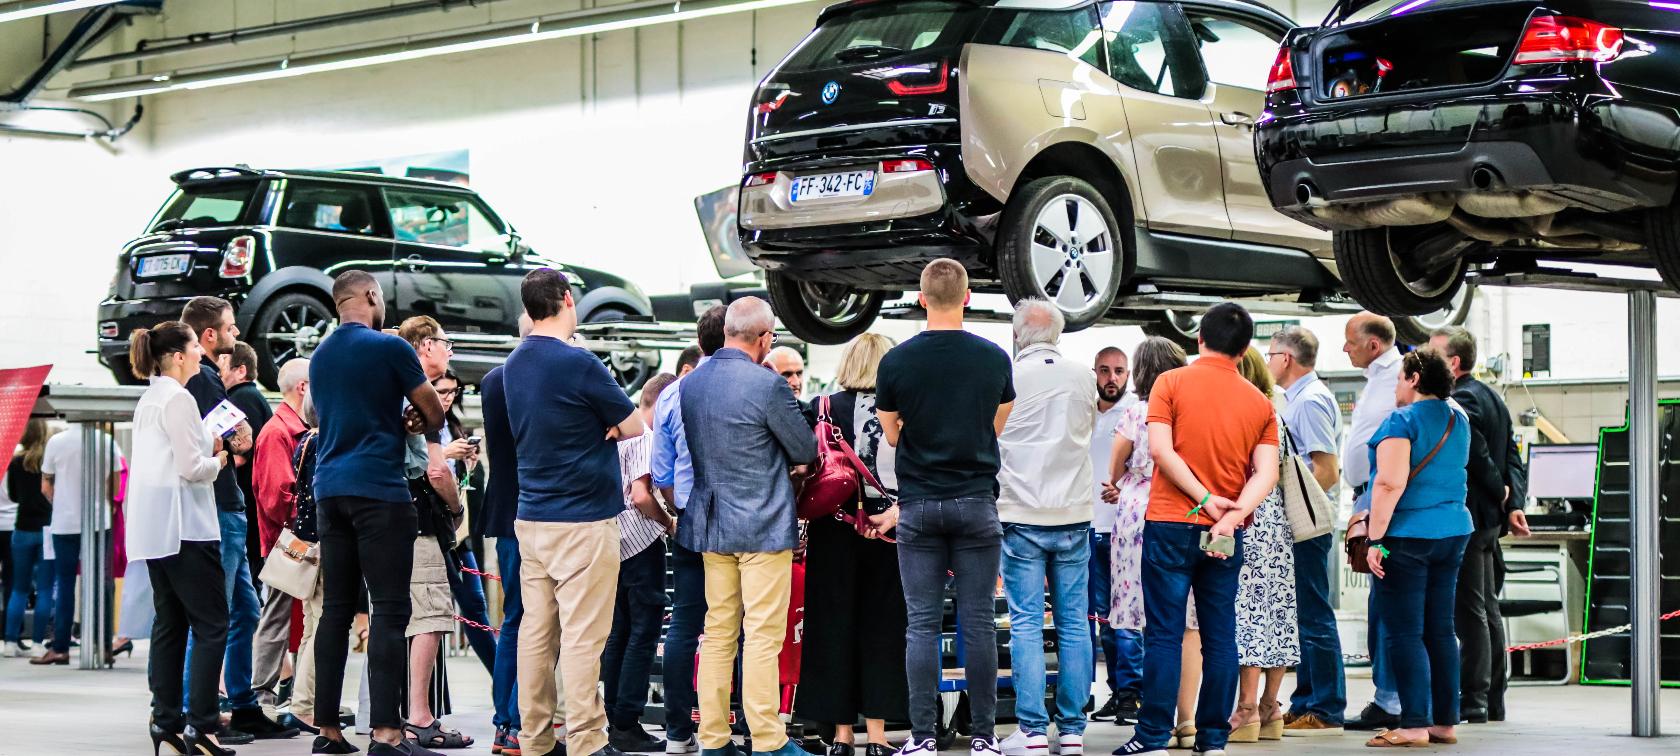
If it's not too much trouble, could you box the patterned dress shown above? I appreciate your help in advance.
[1234,414,1300,668]
[1108,401,1153,630]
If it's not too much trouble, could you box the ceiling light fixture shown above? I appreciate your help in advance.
[0,0,123,25]
[70,0,816,101]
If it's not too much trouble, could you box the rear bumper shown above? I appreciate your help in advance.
[96,294,217,369]
[1258,91,1680,228]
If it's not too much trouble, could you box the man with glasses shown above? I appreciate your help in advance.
[1089,346,1140,723]
[1267,325,1347,738]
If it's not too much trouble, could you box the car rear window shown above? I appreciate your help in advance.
[150,182,258,231]
[778,0,975,72]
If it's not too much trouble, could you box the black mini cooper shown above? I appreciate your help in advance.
[1257,0,1680,315]
[98,167,658,389]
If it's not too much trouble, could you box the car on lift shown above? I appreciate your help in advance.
[737,0,1471,347]
[97,166,659,390]
[1257,0,1680,316]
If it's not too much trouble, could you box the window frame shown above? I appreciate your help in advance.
[977,4,1108,71]
[381,187,512,255]
[1180,4,1291,93]
[1100,0,1210,101]
[275,180,393,240]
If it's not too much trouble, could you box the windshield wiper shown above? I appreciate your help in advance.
[152,218,189,232]
[836,44,904,63]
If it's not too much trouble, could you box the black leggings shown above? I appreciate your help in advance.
[314,496,416,731]
[149,540,229,734]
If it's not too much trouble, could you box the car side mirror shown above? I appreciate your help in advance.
[507,231,527,261]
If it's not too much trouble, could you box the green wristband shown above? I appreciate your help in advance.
[1375,544,1391,558]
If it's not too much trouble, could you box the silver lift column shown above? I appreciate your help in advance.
[1627,288,1660,738]
[77,423,115,670]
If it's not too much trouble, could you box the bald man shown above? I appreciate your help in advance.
[766,346,806,399]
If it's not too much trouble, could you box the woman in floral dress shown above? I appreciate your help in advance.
[1228,347,1299,742]
[1106,337,1196,745]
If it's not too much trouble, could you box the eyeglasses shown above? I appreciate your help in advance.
[780,369,804,379]
[1267,351,1290,359]
[425,337,454,354]
[435,386,463,397]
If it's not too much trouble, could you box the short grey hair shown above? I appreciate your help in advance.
[1432,325,1477,369]
[1012,298,1064,352]
[724,296,775,340]
[766,346,804,367]
[277,358,311,395]
[1270,326,1319,368]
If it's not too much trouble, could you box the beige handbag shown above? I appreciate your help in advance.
[1279,419,1335,543]
[259,528,320,599]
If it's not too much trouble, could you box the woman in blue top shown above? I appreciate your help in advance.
[1363,349,1473,748]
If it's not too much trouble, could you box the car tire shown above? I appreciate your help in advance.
[583,307,661,393]
[251,291,336,390]
[1333,227,1469,316]
[1140,310,1202,355]
[1644,199,1680,294]
[997,176,1127,332]
[764,270,885,346]
[1393,281,1476,345]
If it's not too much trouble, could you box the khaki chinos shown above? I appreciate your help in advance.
[516,518,621,756]
[698,549,794,752]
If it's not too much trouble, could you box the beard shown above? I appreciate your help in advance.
[1098,382,1123,402]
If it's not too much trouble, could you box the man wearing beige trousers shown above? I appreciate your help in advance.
[504,268,647,756]
[674,298,818,756]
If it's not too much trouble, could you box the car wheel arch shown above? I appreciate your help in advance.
[575,286,653,322]
[236,267,337,334]
[1010,140,1139,235]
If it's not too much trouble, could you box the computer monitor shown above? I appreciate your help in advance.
[1526,444,1600,501]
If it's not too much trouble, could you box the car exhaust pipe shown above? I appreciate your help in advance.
[1471,165,1501,191]
[1296,181,1320,206]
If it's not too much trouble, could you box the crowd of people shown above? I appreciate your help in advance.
[0,258,1533,756]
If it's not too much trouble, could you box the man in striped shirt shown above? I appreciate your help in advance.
[603,373,681,752]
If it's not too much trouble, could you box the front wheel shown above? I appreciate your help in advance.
[997,176,1127,332]
[1333,226,1472,317]
[1394,281,1476,346]
[765,271,885,345]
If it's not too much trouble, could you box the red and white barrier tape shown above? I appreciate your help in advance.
[1344,607,1680,662]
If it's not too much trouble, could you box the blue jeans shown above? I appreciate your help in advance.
[4,530,51,643]
[663,541,708,740]
[602,544,668,729]
[1376,535,1470,729]
[1134,521,1242,751]
[899,497,1004,742]
[1002,524,1092,735]
[49,533,81,653]
[493,536,524,730]
[1088,530,1141,696]
[446,548,497,672]
[1368,589,1400,714]
[1287,532,1345,724]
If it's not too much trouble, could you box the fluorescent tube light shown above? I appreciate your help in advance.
[72,0,815,101]
[0,0,122,25]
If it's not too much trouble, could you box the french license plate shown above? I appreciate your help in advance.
[791,170,875,202]
[136,253,192,278]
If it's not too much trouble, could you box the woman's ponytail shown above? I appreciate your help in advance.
[128,321,196,379]
[128,327,155,379]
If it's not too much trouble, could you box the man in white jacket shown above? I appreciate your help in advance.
[995,299,1099,756]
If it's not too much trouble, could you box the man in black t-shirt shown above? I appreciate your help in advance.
[871,259,1014,756]
[221,341,273,588]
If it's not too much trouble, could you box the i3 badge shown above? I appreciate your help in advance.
[821,81,840,104]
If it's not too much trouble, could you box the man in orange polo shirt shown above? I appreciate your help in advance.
[1115,302,1280,756]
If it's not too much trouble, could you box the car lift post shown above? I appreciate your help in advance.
[1627,288,1660,738]
[1472,271,1664,737]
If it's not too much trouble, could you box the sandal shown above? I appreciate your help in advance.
[1366,730,1429,748]
[1167,723,1197,749]
[1429,732,1458,744]
[1229,704,1260,743]
[1259,700,1285,741]
[406,719,475,749]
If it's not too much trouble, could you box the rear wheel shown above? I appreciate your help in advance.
[1333,225,1472,316]
[765,270,885,345]
[998,177,1126,332]
[1644,199,1680,294]
[252,292,335,390]
[584,306,660,393]
[1394,281,1476,345]
[1140,310,1202,354]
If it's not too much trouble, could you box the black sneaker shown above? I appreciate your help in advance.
[591,746,632,756]
[219,728,256,746]
[231,707,302,739]
[313,735,362,755]
[610,724,667,753]
[1344,703,1400,732]
[1115,693,1141,725]
[1111,741,1166,756]
[1092,698,1122,722]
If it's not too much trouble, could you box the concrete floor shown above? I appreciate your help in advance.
[4,650,1677,755]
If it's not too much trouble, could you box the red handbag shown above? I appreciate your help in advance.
[796,395,894,525]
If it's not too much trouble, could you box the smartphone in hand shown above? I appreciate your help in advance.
[1199,530,1236,557]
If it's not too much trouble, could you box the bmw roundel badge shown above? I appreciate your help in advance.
[821,81,840,104]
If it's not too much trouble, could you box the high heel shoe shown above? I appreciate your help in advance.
[183,726,236,756]
[1229,703,1260,743]
[151,723,188,756]
[1259,700,1285,740]
[109,638,135,664]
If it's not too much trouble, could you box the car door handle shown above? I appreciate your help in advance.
[400,254,429,272]
[1220,112,1256,129]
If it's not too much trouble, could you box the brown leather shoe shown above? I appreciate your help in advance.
[29,650,70,665]
[1283,714,1346,737]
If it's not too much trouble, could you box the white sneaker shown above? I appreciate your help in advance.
[3,643,28,658]
[1056,733,1083,756]
[666,734,699,755]
[1190,750,1225,756]
[999,731,1048,756]
[972,737,1003,756]
[896,738,938,756]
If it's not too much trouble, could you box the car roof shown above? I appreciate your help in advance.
[170,165,476,192]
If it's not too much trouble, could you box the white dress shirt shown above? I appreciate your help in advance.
[126,376,223,562]
[997,343,1099,527]
[1090,393,1136,532]
[41,426,123,534]
[1342,346,1402,489]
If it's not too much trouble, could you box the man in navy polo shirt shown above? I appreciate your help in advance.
[506,268,644,756]
[307,270,446,756]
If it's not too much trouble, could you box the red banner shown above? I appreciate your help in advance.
[0,365,52,457]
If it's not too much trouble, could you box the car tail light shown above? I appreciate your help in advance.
[99,321,120,339]
[1266,46,1297,94]
[220,235,255,278]
[886,61,949,96]
[744,172,779,188]
[883,158,934,174]
[1513,15,1623,64]
[755,91,792,114]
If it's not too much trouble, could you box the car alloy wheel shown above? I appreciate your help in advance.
[252,292,336,390]
[1029,195,1117,313]
[1141,310,1202,354]
[1394,281,1476,345]
[764,270,884,345]
[1333,224,1471,316]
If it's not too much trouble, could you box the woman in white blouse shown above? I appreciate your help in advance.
[125,321,232,756]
